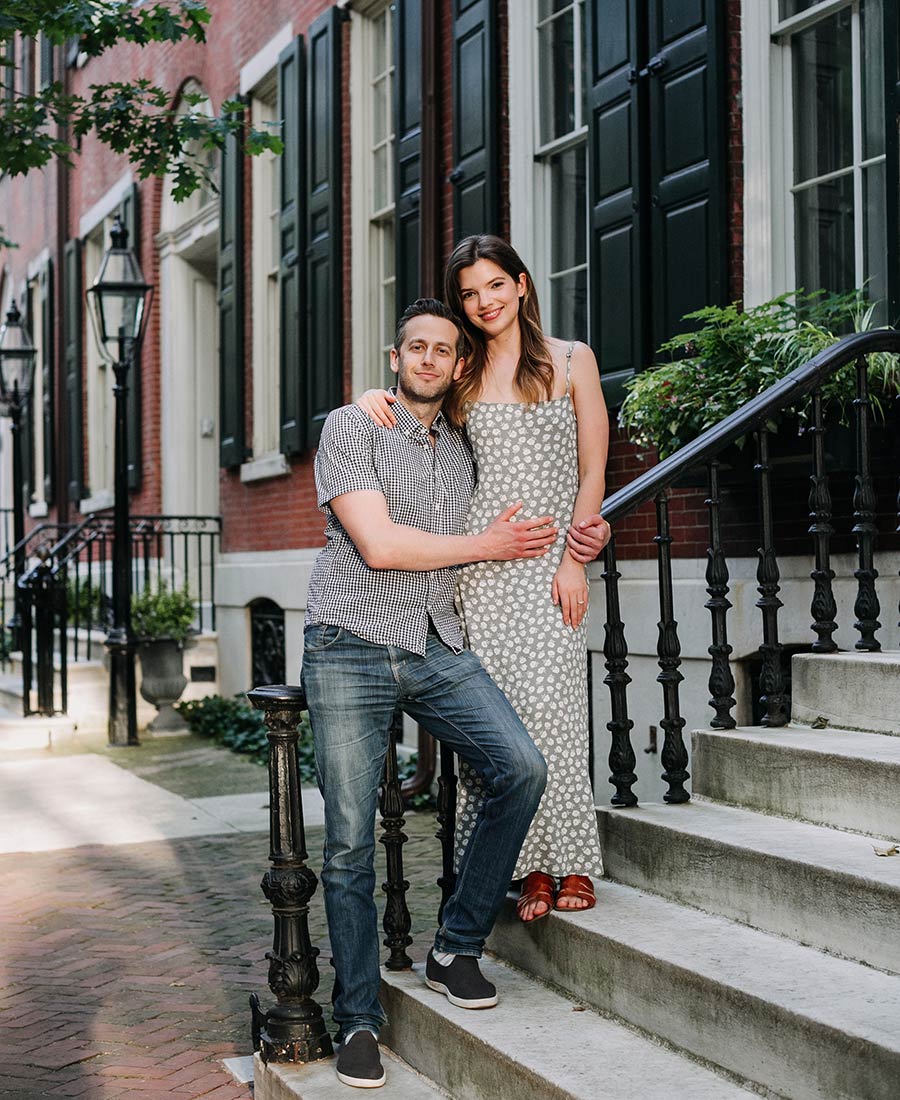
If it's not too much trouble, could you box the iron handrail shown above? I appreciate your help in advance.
[602,328,900,524]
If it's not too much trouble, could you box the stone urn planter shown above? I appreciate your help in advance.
[138,637,189,732]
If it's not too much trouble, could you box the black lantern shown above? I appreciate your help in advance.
[86,215,152,747]
[0,300,37,652]
[0,300,37,410]
[86,216,152,358]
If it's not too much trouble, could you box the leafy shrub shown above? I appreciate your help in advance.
[619,290,900,458]
[175,693,316,780]
[132,581,196,643]
[66,578,105,627]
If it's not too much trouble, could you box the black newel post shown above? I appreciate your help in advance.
[0,301,37,653]
[248,685,333,1065]
[86,217,152,746]
[380,712,413,970]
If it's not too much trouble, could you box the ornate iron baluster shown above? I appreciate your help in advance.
[852,357,881,650]
[380,711,413,970]
[755,428,788,726]
[808,388,838,652]
[247,685,333,1065]
[654,492,689,803]
[435,743,458,924]
[602,535,637,806]
[704,461,736,728]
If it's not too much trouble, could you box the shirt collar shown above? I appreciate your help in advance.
[390,388,447,440]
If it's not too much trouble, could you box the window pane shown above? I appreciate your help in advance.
[792,10,853,183]
[863,160,888,321]
[373,74,389,143]
[538,7,576,144]
[373,143,390,212]
[549,270,587,344]
[539,0,574,17]
[862,0,885,160]
[794,174,855,295]
[550,146,587,274]
[780,0,820,17]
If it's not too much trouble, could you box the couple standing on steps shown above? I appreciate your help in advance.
[302,236,611,1089]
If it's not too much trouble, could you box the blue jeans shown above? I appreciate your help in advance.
[301,624,547,1040]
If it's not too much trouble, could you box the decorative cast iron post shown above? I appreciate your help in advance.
[380,712,413,970]
[248,685,333,1064]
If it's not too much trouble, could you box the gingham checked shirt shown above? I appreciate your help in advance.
[306,397,476,655]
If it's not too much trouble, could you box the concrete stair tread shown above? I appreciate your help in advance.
[613,800,900,880]
[697,723,900,762]
[792,650,900,734]
[381,957,754,1098]
[254,1048,449,1099]
[542,880,900,1048]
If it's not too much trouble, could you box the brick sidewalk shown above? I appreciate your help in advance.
[0,813,444,1098]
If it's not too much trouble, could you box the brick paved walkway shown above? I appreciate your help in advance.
[0,749,444,1099]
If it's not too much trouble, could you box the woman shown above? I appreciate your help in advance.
[359,236,610,921]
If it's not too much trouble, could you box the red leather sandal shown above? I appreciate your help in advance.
[516,871,556,923]
[555,874,595,911]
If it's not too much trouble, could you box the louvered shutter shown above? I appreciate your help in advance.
[218,109,246,468]
[40,260,54,504]
[63,238,84,502]
[120,184,142,490]
[450,0,500,239]
[395,0,423,312]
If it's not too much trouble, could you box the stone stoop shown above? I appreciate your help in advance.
[791,650,900,735]
[253,1047,450,1099]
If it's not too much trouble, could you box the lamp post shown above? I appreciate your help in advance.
[0,301,37,651]
[87,216,152,747]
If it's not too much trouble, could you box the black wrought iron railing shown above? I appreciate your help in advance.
[245,329,900,1066]
[11,513,221,716]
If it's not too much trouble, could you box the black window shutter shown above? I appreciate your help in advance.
[883,0,899,322]
[120,183,142,490]
[278,36,306,457]
[218,107,246,468]
[646,0,727,349]
[40,260,54,505]
[21,289,35,506]
[39,35,54,88]
[586,0,646,406]
[305,7,343,447]
[63,238,85,502]
[3,39,14,109]
[450,0,500,239]
[395,0,423,313]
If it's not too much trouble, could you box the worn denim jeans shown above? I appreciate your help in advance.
[301,623,547,1040]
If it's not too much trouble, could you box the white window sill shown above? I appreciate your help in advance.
[80,489,114,513]
[240,452,291,483]
[28,501,49,518]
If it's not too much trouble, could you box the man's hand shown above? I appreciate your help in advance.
[566,513,611,563]
[478,503,558,561]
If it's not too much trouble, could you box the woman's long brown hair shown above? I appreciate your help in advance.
[443,235,554,426]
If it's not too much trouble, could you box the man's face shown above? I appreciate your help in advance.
[390,315,464,404]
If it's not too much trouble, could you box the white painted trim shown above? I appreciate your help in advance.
[239,23,294,95]
[28,501,48,518]
[240,452,291,483]
[78,172,134,240]
[741,0,776,306]
[26,247,50,282]
[156,200,219,260]
[507,0,538,267]
[79,489,114,513]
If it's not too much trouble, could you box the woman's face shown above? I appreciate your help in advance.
[456,258,527,339]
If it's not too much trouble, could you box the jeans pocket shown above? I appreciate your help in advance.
[304,623,344,652]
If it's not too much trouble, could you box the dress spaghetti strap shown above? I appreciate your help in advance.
[565,342,575,396]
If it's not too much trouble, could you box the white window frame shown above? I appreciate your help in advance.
[509,0,589,341]
[350,0,397,397]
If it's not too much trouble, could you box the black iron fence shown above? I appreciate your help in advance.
[6,513,221,716]
[246,330,900,1066]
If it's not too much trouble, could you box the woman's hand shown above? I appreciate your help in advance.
[552,555,589,629]
[356,389,397,427]
[566,513,611,563]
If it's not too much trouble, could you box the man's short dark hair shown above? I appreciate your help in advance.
[394,298,465,358]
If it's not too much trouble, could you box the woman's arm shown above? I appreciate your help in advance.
[552,342,610,626]
[356,389,398,427]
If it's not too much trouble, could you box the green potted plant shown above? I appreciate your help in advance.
[132,582,196,731]
[619,290,900,467]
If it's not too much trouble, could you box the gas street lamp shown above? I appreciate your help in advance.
[87,216,153,746]
[0,301,37,651]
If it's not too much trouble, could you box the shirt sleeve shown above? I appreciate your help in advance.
[315,407,384,510]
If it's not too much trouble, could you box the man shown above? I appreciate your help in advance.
[302,298,558,1089]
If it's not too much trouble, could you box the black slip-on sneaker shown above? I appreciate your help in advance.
[335,1030,386,1089]
[424,949,498,1009]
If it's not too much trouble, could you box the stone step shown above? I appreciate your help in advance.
[791,650,900,735]
[0,710,77,750]
[379,956,754,1099]
[253,1046,450,1099]
[487,881,900,1100]
[596,800,900,973]
[692,723,900,836]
